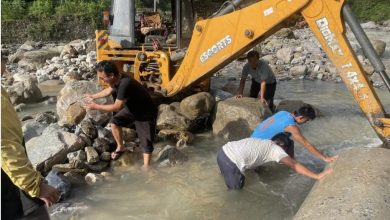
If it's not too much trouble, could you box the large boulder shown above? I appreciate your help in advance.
[6,76,43,104]
[56,80,113,126]
[25,126,85,172]
[18,48,61,70]
[179,92,215,120]
[157,104,191,130]
[22,121,48,142]
[212,97,272,141]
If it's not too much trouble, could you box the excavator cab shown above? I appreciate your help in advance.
[106,0,195,49]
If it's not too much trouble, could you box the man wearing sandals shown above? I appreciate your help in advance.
[84,61,157,168]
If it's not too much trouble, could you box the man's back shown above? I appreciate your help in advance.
[251,111,295,139]
[222,138,287,173]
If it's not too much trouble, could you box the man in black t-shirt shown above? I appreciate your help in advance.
[84,61,157,168]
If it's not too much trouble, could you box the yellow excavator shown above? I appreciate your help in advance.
[96,0,390,146]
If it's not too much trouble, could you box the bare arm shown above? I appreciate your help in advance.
[280,156,333,180]
[236,77,246,98]
[285,125,338,163]
[259,80,266,103]
[85,87,113,101]
[84,98,126,113]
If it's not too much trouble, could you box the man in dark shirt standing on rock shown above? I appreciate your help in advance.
[84,61,157,169]
[236,50,277,111]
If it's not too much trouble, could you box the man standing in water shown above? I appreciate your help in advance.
[236,50,277,112]
[84,61,157,168]
[252,105,338,162]
[217,133,333,190]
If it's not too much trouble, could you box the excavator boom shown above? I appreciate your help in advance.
[162,0,390,144]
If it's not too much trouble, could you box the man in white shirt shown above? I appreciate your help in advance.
[216,133,333,190]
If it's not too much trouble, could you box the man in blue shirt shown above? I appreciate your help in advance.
[251,105,338,163]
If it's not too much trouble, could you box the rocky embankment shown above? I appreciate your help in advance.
[0,21,389,211]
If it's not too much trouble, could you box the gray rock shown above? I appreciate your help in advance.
[80,119,97,139]
[360,21,378,29]
[156,145,188,166]
[60,132,86,152]
[290,65,308,76]
[22,121,48,142]
[110,151,137,167]
[56,80,113,126]
[212,97,272,141]
[67,150,87,162]
[79,133,92,146]
[210,89,234,102]
[317,73,324,80]
[64,171,86,185]
[276,48,293,64]
[371,40,386,57]
[34,111,57,124]
[8,50,26,63]
[52,162,85,173]
[26,130,67,172]
[85,147,99,163]
[19,41,36,51]
[18,49,61,69]
[85,173,104,185]
[157,104,191,130]
[273,28,294,39]
[97,126,115,145]
[62,71,80,83]
[45,170,71,200]
[86,161,109,172]
[179,92,215,120]
[6,76,43,104]
[158,129,194,147]
[92,138,110,154]
[100,152,112,162]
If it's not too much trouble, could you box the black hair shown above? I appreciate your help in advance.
[95,61,119,77]
[247,50,259,59]
[271,133,294,158]
[294,104,316,120]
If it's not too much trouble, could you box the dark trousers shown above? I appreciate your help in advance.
[250,80,277,112]
[110,107,156,154]
[217,149,245,190]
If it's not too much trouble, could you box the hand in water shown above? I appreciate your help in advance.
[317,168,333,180]
[324,155,339,163]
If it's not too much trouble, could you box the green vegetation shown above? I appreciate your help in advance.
[1,0,111,21]
[348,0,390,22]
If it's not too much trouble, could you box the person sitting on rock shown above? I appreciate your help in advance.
[217,133,333,190]
[83,61,157,169]
[251,105,338,163]
[236,50,277,112]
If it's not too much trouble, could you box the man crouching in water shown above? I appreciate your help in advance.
[216,133,333,190]
[84,61,157,169]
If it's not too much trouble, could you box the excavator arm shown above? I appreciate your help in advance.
[162,0,390,144]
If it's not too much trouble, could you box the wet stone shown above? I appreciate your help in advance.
[67,150,87,162]
[93,138,110,154]
[100,152,112,162]
[86,161,109,172]
[80,119,97,139]
[63,171,86,185]
[85,173,104,185]
[85,147,99,163]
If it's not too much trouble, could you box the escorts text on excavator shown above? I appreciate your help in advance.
[96,0,390,146]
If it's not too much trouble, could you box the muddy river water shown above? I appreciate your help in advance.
[36,79,389,220]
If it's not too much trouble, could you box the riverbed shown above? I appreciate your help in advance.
[43,79,390,220]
